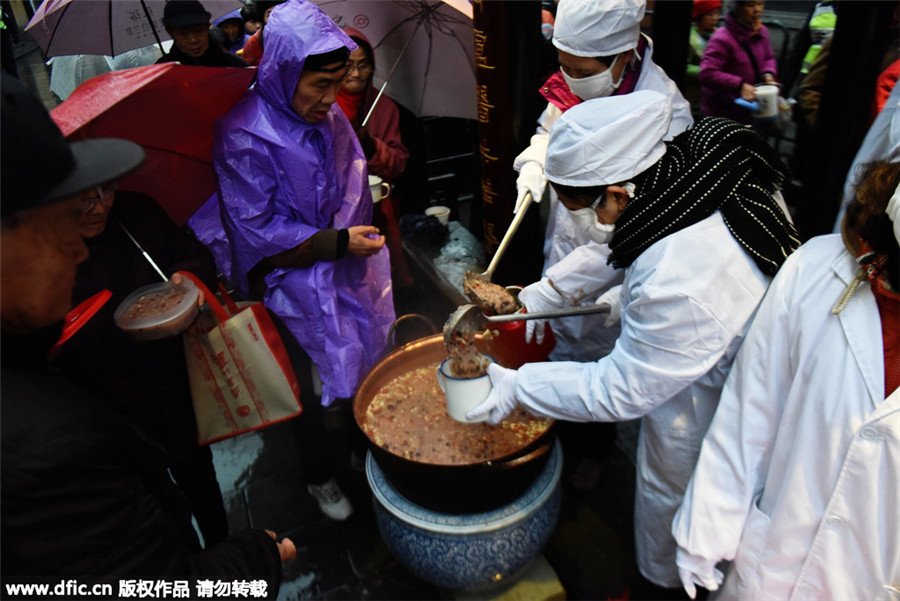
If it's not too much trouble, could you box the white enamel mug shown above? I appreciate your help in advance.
[437,355,496,423]
[369,175,391,203]
[754,84,779,120]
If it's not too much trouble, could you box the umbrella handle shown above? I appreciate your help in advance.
[361,21,422,127]
[139,0,166,55]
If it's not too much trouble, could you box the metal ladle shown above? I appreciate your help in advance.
[443,302,611,347]
[462,192,531,306]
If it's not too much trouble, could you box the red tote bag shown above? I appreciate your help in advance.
[181,273,303,445]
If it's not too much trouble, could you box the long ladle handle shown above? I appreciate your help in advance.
[484,192,531,280]
[485,304,610,322]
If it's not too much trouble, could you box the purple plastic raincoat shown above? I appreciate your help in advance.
[189,0,395,406]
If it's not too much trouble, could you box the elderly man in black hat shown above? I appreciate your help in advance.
[1,73,292,594]
[157,0,247,67]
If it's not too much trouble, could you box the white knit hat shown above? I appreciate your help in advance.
[545,90,671,187]
[553,0,645,57]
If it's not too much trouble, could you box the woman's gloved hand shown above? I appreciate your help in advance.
[518,278,565,344]
[676,547,723,600]
[466,363,519,425]
[514,161,546,214]
[594,285,623,328]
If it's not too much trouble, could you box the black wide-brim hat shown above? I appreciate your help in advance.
[163,0,213,30]
[1,73,145,217]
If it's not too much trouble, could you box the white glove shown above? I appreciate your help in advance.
[594,285,623,328]
[466,363,519,424]
[676,547,724,600]
[514,161,546,214]
[517,278,565,345]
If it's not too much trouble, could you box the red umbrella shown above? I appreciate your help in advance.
[51,63,255,225]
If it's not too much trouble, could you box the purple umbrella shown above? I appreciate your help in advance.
[25,0,243,58]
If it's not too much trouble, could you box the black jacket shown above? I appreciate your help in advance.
[157,41,248,68]
[0,329,282,597]
[53,192,217,461]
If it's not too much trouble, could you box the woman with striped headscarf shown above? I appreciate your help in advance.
[467,90,800,593]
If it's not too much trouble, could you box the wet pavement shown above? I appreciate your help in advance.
[210,411,648,601]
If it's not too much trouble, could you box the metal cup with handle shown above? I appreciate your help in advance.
[369,175,391,203]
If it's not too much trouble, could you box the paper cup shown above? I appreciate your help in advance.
[754,84,779,120]
[369,175,391,203]
[437,355,496,423]
[425,205,450,226]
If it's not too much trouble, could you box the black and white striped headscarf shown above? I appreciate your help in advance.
[608,117,801,276]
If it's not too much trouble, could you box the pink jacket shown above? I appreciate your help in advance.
[699,13,778,124]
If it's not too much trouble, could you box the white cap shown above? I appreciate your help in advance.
[545,90,671,187]
[887,181,900,245]
[553,0,646,57]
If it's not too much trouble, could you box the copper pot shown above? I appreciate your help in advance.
[354,332,556,514]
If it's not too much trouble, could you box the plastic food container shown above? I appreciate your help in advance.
[114,278,200,341]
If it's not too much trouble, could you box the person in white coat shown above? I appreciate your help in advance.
[515,0,696,492]
[672,160,900,600]
[833,77,900,233]
[470,90,801,592]
[514,0,694,365]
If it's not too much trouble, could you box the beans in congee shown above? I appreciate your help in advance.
[465,278,517,315]
[446,329,489,377]
[362,361,551,465]
[123,288,188,320]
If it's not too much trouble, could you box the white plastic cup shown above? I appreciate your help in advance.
[754,84,779,120]
[425,205,450,226]
[437,355,496,423]
[369,175,391,203]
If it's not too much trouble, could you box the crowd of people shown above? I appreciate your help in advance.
[1,0,898,599]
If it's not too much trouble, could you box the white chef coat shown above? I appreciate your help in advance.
[513,34,693,362]
[672,234,900,601]
[515,212,770,587]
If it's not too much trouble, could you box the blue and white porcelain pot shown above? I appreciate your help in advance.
[367,439,562,592]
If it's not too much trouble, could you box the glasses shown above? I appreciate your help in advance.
[78,181,118,215]
[346,61,373,74]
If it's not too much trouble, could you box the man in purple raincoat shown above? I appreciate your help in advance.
[189,0,395,412]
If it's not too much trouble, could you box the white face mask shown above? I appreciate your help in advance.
[561,53,623,100]
[568,194,617,245]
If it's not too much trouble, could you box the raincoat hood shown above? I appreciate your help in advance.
[189,0,394,406]
[342,26,375,69]
[256,0,357,116]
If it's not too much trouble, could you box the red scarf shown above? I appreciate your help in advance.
[857,239,900,395]
[336,87,365,124]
